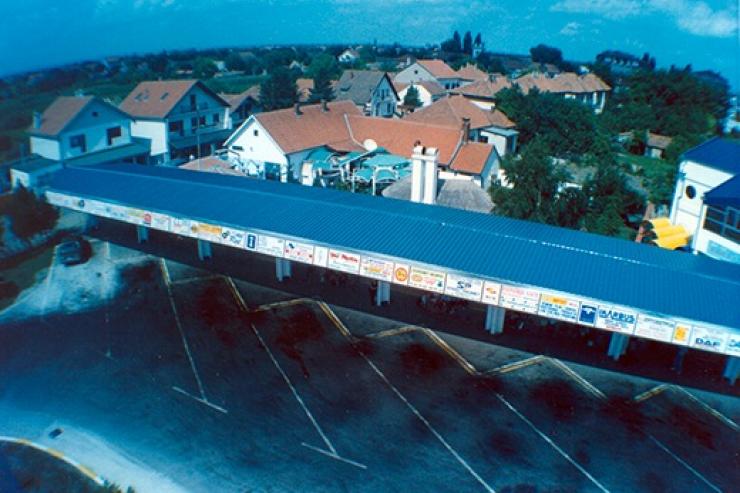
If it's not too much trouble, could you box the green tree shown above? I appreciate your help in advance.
[260,67,297,111]
[225,52,247,72]
[193,57,217,79]
[403,85,422,108]
[583,162,643,238]
[308,67,335,103]
[307,53,341,80]
[7,187,59,240]
[463,31,473,55]
[530,44,563,66]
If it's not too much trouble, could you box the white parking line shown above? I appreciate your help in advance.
[172,386,228,414]
[495,393,610,493]
[648,434,722,493]
[547,358,606,400]
[670,387,739,432]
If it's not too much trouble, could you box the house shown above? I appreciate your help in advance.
[338,49,360,64]
[289,60,307,73]
[394,80,446,109]
[393,59,462,90]
[514,72,611,114]
[456,63,488,85]
[28,94,150,166]
[334,70,398,117]
[120,79,231,164]
[451,75,513,110]
[223,99,500,187]
[645,132,673,159]
[404,95,517,157]
[220,86,261,129]
[669,138,740,263]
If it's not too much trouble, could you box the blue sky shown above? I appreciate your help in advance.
[1,0,737,88]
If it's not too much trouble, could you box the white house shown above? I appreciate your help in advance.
[338,49,360,64]
[28,95,149,165]
[120,80,231,164]
[394,80,446,109]
[393,59,462,90]
[334,70,399,117]
[669,138,740,263]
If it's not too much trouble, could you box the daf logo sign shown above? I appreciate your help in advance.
[694,337,720,348]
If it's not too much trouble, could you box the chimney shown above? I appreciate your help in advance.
[421,147,439,205]
[410,144,426,203]
[32,111,42,129]
[461,117,470,144]
[321,99,328,112]
[294,102,302,116]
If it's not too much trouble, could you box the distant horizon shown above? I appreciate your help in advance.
[2,0,737,88]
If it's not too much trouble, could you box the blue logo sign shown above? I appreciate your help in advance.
[579,304,597,324]
[246,234,256,250]
[598,308,636,325]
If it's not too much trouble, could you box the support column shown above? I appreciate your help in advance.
[723,356,739,385]
[84,214,99,233]
[197,239,212,260]
[485,306,505,334]
[607,333,630,361]
[136,225,148,244]
[275,258,291,282]
[379,281,391,304]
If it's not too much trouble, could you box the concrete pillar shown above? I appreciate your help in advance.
[136,225,148,243]
[275,258,291,282]
[607,333,630,361]
[197,239,212,260]
[379,281,391,304]
[723,356,739,385]
[485,306,505,334]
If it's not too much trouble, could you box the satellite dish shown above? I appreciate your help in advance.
[363,139,378,152]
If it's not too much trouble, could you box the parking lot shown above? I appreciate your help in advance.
[0,239,738,492]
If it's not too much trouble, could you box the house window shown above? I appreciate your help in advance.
[169,120,183,135]
[479,135,489,144]
[191,117,198,133]
[69,134,86,153]
[386,103,391,113]
[189,94,197,110]
[253,129,259,137]
[685,185,696,199]
[212,113,220,124]
[199,115,206,126]
[106,126,122,146]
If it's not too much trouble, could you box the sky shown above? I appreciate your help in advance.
[1,0,737,88]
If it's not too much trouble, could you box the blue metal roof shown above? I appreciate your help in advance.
[49,164,740,331]
[682,137,740,175]
[704,175,740,208]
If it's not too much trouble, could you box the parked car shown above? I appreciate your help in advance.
[56,237,91,266]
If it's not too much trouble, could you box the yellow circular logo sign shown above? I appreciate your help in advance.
[394,267,408,282]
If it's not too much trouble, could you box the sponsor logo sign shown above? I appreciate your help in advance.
[408,266,446,293]
[444,273,483,301]
[689,326,727,353]
[218,227,246,248]
[726,335,740,356]
[45,191,73,208]
[284,240,315,264]
[499,285,540,314]
[196,222,223,242]
[84,199,108,216]
[124,208,150,226]
[579,304,598,326]
[98,203,128,221]
[671,323,692,346]
[256,235,285,257]
[327,249,361,274]
[150,212,171,232]
[595,306,637,334]
[538,294,580,322]
[171,218,193,237]
[245,233,257,250]
[313,246,328,267]
[360,256,394,282]
[393,263,410,285]
[481,281,502,305]
[634,315,676,343]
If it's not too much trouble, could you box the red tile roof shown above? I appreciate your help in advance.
[120,80,228,119]
[29,96,96,137]
[219,89,258,113]
[452,76,512,100]
[404,94,515,130]
[449,142,495,174]
[456,63,488,81]
[514,72,611,94]
[253,100,361,154]
[179,156,244,176]
[647,132,673,150]
[417,59,458,79]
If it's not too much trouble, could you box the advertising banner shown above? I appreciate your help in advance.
[578,303,598,326]
[62,196,87,212]
[245,232,257,251]
[218,227,246,248]
[392,263,410,285]
[444,273,484,301]
[171,218,193,237]
[45,191,71,208]
[481,281,502,305]
[360,256,394,282]
[408,266,446,293]
[150,212,172,232]
[195,222,222,242]
[313,246,328,267]
[83,199,107,216]
[689,326,727,353]
[671,322,692,346]
[124,208,150,226]
[725,334,740,356]
[98,203,128,221]
[538,294,580,322]
[595,305,637,334]
[327,249,361,274]
[256,235,285,257]
[634,315,676,342]
[499,285,540,314]
[284,240,315,264]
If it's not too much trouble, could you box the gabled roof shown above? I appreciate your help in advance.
[646,132,673,150]
[219,90,259,113]
[120,79,229,119]
[382,176,494,213]
[417,59,458,79]
[394,80,446,97]
[449,141,496,174]
[514,72,611,95]
[456,63,488,81]
[404,94,515,130]
[247,100,362,154]
[452,76,512,100]
[682,137,740,175]
[28,96,131,138]
[335,70,397,105]
[179,156,245,176]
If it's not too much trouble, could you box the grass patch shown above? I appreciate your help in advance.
[618,153,676,204]
[0,244,54,311]
[203,75,265,94]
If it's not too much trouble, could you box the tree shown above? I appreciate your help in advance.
[403,85,422,108]
[308,66,335,103]
[474,33,482,46]
[260,67,297,111]
[583,162,643,238]
[7,186,59,240]
[529,44,563,66]
[225,52,247,72]
[307,53,341,80]
[463,31,473,55]
[452,31,462,52]
[193,57,217,79]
